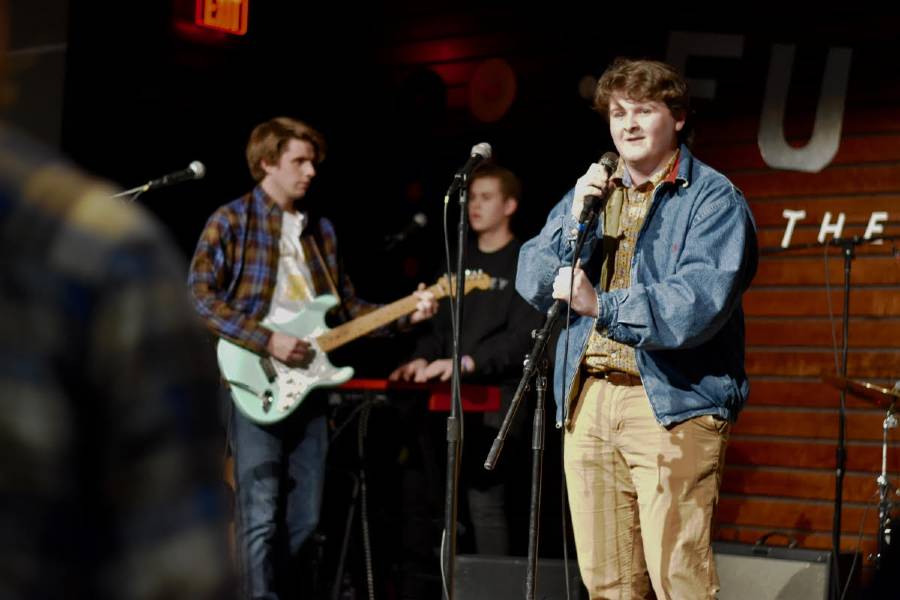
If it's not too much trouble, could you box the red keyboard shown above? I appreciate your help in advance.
[338,379,500,412]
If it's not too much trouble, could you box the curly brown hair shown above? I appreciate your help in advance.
[593,58,692,143]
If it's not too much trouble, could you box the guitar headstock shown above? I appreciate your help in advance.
[433,270,496,298]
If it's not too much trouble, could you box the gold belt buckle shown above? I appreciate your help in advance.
[604,371,641,386]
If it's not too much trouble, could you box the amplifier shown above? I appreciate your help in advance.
[453,543,857,599]
[714,541,858,600]
[454,555,585,600]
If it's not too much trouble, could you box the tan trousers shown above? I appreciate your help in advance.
[564,377,730,600]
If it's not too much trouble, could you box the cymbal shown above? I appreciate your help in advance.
[822,375,899,410]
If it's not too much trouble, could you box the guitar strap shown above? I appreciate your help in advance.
[306,218,352,323]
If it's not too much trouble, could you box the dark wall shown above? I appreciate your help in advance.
[61,3,622,293]
[2,0,68,146]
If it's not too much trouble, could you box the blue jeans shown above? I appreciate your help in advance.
[231,400,328,600]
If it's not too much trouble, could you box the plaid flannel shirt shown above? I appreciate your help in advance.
[188,186,377,355]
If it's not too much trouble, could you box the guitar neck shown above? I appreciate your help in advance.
[316,285,441,353]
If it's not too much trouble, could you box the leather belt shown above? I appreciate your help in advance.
[593,370,642,387]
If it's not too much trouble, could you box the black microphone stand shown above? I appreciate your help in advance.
[485,208,600,600]
[111,184,148,202]
[525,358,549,600]
[762,233,900,596]
[441,170,470,600]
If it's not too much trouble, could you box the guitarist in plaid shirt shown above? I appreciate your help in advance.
[188,117,435,599]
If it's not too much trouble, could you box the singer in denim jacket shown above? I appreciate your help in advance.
[516,143,757,429]
[516,58,759,600]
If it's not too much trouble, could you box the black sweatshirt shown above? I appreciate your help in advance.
[410,238,544,403]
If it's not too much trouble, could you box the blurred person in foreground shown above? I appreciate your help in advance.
[0,4,231,597]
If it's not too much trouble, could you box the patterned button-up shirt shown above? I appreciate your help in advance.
[584,150,680,376]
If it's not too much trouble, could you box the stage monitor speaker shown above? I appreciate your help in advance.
[454,554,585,600]
[714,541,858,600]
[453,544,857,599]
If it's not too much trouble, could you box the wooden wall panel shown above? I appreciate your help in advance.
[753,259,900,286]
[716,497,878,536]
[721,468,888,504]
[746,381,894,409]
[694,106,900,144]
[731,167,900,199]
[747,318,900,346]
[727,439,899,472]
[684,31,900,579]
[746,351,900,378]
[697,134,900,171]
[743,289,900,317]
[733,408,893,441]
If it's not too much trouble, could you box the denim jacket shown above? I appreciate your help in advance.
[516,145,758,428]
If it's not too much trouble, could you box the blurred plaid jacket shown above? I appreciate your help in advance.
[0,125,230,599]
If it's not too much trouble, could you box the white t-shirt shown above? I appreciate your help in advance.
[266,211,316,325]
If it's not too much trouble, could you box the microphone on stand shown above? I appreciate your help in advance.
[113,161,206,199]
[144,161,206,191]
[384,212,428,251]
[447,143,492,196]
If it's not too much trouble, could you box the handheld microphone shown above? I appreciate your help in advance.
[578,152,619,224]
[144,161,206,191]
[548,151,620,318]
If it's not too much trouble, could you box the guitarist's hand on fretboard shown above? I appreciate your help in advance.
[409,282,438,324]
[266,331,315,368]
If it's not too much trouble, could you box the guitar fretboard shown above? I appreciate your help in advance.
[316,284,443,353]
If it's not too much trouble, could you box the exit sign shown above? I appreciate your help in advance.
[195,0,249,36]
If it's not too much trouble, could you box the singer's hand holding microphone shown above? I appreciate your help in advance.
[554,152,619,318]
[572,152,618,221]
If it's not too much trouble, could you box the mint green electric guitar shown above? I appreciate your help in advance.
[218,272,494,424]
